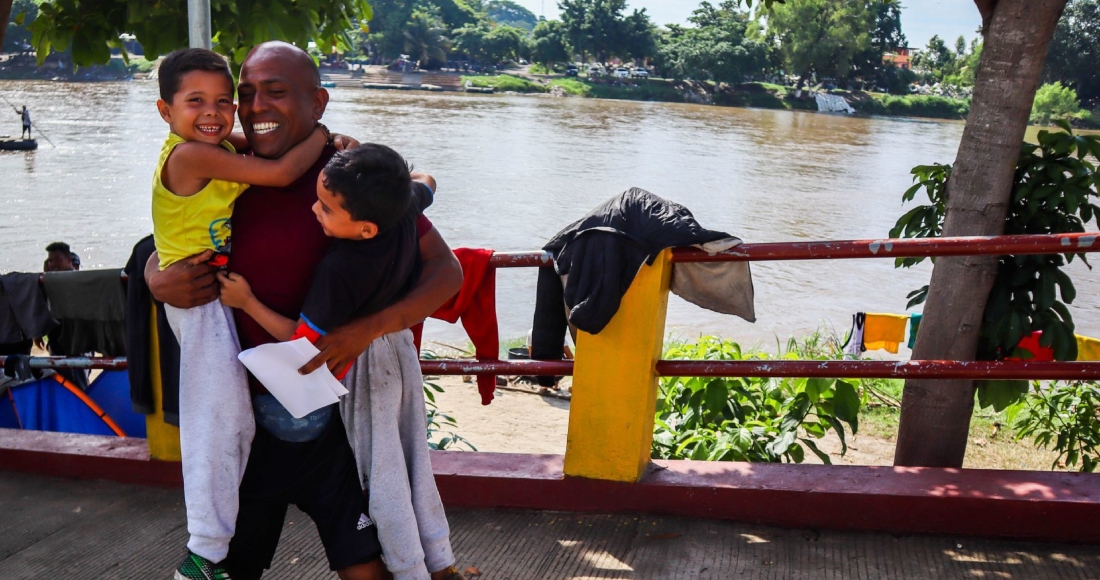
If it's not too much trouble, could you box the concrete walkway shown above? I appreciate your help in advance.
[0,471,1096,579]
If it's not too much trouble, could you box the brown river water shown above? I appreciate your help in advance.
[1,80,1096,351]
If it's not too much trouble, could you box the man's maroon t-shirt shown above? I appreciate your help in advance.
[229,145,432,356]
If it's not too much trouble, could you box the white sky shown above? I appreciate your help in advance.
[511,0,983,49]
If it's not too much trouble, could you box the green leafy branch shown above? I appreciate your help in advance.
[27,0,373,69]
[653,336,859,465]
[891,122,1100,411]
[1009,381,1100,472]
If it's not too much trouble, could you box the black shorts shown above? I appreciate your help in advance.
[223,411,382,579]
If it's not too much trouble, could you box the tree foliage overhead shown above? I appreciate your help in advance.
[762,0,875,83]
[367,0,476,61]
[558,0,655,62]
[4,0,37,53]
[485,0,537,31]
[1042,0,1100,106]
[403,9,450,65]
[848,0,910,91]
[530,18,570,66]
[27,0,372,67]
[656,1,767,84]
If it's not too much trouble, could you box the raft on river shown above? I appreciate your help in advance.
[0,137,37,151]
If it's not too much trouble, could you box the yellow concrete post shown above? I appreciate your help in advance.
[145,305,181,461]
[564,249,673,482]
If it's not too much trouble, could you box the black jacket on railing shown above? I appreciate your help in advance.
[531,188,755,386]
[125,235,181,425]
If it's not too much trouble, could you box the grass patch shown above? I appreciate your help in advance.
[126,56,157,74]
[528,63,557,75]
[547,78,591,96]
[858,93,971,120]
[857,378,1063,470]
[461,74,545,93]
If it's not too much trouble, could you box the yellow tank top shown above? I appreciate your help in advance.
[151,132,249,269]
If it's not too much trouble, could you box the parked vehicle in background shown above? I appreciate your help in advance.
[587,64,604,77]
[632,67,649,79]
[566,64,579,77]
[614,67,630,79]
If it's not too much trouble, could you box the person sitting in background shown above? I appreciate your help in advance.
[44,242,78,272]
[40,241,88,388]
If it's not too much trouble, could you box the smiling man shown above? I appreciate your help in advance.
[147,41,463,580]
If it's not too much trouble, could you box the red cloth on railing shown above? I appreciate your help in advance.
[1007,331,1055,362]
[412,248,499,404]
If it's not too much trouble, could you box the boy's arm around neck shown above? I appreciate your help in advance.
[168,127,327,189]
[297,226,462,375]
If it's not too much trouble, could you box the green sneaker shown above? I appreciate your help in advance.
[174,551,232,580]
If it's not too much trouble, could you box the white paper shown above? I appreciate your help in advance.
[237,338,350,419]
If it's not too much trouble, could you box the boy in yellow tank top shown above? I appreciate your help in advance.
[151,48,332,580]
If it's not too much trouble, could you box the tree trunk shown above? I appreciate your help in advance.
[0,0,13,51]
[893,0,1067,467]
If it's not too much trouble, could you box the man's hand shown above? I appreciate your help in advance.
[145,250,219,308]
[331,133,360,151]
[298,313,384,376]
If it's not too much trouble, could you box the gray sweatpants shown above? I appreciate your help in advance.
[341,329,455,579]
[165,300,255,563]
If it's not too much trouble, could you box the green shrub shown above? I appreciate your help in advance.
[653,336,860,464]
[1031,82,1085,126]
[862,94,970,119]
[891,125,1100,411]
[1009,381,1100,472]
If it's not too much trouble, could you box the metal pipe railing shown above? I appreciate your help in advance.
[11,233,1097,380]
[19,357,1100,381]
[672,232,1098,262]
[19,356,129,370]
[486,232,1098,268]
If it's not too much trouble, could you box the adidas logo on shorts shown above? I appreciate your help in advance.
[357,513,374,531]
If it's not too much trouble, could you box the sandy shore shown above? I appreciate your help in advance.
[427,375,897,465]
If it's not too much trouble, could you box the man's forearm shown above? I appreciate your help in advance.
[379,261,458,333]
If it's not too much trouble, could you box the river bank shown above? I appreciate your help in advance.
[0,54,156,81]
[461,73,1100,128]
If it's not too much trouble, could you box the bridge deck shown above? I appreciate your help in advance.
[0,471,1096,579]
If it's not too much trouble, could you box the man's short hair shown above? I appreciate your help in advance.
[45,241,71,256]
[158,48,233,102]
[321,144,413,233]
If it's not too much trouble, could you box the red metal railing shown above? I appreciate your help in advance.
[488,232,1098,267]
[14,233,1099,380]
[26,357,1100,381]
[479,232,1100,381]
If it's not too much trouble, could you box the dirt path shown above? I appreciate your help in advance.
[428,376,1060,470]
[428,376,892,465]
